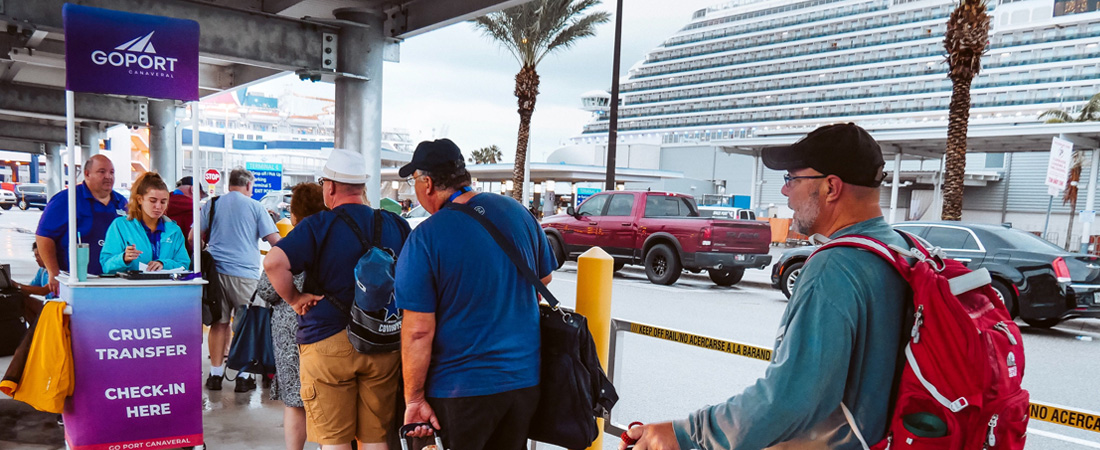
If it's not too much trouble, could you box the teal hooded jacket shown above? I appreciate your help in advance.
[100,216,190,275]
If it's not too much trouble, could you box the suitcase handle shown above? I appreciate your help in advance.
[399,423,444,450]
[621,421,644,447]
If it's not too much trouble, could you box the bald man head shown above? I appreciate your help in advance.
[83,154,116,201]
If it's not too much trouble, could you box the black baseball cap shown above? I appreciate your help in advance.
[762,123,887,187]
[399,139,465,178]
[176,176,193,187]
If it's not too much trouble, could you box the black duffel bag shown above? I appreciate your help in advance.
[445,202,618,449]
[0,289,28,357]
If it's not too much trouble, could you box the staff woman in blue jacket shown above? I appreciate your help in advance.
[101,172,190,274]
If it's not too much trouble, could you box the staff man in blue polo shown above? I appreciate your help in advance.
[36,154,127,294]
[397,139,557,450]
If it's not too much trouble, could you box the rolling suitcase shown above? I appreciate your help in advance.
[399,423,445,450]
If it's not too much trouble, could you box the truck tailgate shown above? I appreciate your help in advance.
[708,220,772,254]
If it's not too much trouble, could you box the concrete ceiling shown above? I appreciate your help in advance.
[0,0,527,153]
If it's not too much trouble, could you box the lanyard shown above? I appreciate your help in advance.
[445,186,473,205]
[144,220,162,261]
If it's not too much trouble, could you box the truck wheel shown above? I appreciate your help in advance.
[708,267,745,286]
[645,244,682,285]
[547,235,565,270]
[0,204,10,210]
[780,262,804,299]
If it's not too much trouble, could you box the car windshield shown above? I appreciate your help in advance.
[996,227,1065,253]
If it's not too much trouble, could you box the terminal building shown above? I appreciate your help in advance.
[563,0,1100,247]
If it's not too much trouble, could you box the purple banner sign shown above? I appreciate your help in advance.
[63,4,199,102]
[62,281,203,450]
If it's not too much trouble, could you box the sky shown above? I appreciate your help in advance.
[254,0,716,162]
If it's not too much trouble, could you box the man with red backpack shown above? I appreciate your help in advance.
[625,123,908,449]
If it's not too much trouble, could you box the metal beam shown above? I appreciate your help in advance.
[386,0,530,38]
[0,138,45,154]
[0,119,67,143]
[3,0,338,72]
[0,83,148,126]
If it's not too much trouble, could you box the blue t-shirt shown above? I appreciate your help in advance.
[395,193,557,398]
[30,267,56,299]
[36,182,128,276]
[199,191,279,279]
[276,204,411,344]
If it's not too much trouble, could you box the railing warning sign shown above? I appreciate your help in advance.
[628,323,772,362]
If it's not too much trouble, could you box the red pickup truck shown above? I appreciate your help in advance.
[541,191,772,286]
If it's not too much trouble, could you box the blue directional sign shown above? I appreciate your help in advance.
[576,187,601,208]
[246,162,282,200]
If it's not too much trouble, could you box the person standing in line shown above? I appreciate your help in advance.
[255,182,328,450]
[622,123,907,450]
[397,139,556,450]
[264,148,410,450]
[35,154,127,294]
[100,172,190,274]
[195,168,281,392]
[165,176,198,238]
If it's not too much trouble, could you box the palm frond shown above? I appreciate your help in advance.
[1078,92,1100,122]
[471,0,608,67]
[1039,109,1074,123]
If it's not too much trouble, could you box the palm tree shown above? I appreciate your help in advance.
[473,0,610,202]
[469,145,504,164]
[941,0,990,221]
[1039,93,1100,123]
[1039,93,1100,248]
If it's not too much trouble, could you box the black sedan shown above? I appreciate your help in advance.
[770,221,1100,328]
[14,183,47,210]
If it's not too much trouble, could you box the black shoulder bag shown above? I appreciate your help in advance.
[444,202,618,450]
[201,196,221,326]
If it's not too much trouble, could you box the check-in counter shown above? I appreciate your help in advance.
[59,275,204,450]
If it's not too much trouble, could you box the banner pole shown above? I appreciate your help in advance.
[192,103,201,274]
[66,90,78,280]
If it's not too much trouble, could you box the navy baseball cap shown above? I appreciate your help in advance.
[399,139,465,178]
[762,123,887,188]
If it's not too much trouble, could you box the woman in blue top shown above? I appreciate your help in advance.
[100,172,190,274]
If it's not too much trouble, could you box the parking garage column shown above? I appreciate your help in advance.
[334,8,385,206]
[46,142,62,198]
[81,122,103,158]
[148,100,179,181]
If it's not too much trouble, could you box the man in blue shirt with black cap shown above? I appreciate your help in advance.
[397,139,557,450]
[623,123,908,450]
[36,154,127,294]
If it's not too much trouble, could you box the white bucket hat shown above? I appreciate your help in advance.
[320,148,369,184]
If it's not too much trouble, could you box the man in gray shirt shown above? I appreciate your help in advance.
[623,123,907,450]
[195,168,280,392]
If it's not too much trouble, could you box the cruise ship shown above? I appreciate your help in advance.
[565,0,1100,246]
[578,0,1100,142]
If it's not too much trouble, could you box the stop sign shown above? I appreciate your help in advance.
[204,169,221,185]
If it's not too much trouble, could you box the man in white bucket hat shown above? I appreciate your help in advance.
[265,148,411,449]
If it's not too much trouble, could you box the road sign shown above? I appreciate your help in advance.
[203,169,221,185]
[1046,137,1074,192]
[246,162,283,200]
[576,187,601,207]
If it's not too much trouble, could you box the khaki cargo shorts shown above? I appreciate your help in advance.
[214,273,258,324]
[298,331,401,445]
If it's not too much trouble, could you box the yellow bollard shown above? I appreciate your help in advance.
[276,218,293,237]
[575,247,614,450]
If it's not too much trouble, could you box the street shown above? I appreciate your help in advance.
[2,207,1100,448]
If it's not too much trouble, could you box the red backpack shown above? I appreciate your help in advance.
[811,232,1029,450]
